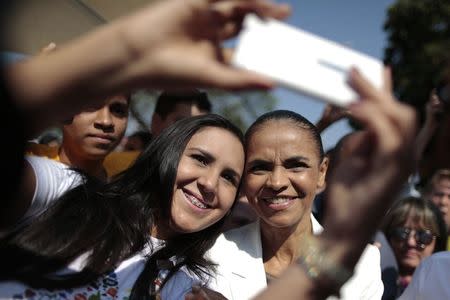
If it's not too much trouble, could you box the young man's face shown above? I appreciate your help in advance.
[429,177,450,231]
[151,102,208,136]
[62,95,129,160]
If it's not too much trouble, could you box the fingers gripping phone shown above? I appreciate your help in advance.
[232,14,384,107]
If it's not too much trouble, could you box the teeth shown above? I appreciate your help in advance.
[263,197,292,204]
[186,193,208,209]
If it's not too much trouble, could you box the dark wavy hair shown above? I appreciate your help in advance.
[245,110,325,162]
[0,114,244,299]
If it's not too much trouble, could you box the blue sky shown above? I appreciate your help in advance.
[272,0,395,150]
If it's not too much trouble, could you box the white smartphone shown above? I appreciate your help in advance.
[232,14,384,107]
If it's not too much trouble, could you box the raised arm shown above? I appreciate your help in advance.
[4,0,290,137]
[315,104,350,133]
[413,90,444,165]
[2,0,290,227]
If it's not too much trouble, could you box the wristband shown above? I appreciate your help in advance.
[296,236,353,297]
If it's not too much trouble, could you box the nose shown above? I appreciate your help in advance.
[440,194,450,206]
[406,232,418,248]
[197,169,219,200]
[266,166,289,191]
[94,107,114,132]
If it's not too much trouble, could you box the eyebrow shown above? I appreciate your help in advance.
[248,156,310,165]
[111,99,129,106]
[284,156,310,163]
[247,159,271,168]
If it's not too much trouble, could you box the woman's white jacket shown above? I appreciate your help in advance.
[206,215,383,300]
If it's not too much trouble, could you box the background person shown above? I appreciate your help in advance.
[381,196,447,298]
[423,169,450,249]
[104,89,213,176]
[37,131,61,147]
[151,89,212,136]
[27,94,130,180]
[123,130,153,151]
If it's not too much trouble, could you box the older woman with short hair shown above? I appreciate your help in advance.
[382,196,447,298]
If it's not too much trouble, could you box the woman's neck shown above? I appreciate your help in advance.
[260,216,313,277]
[59,145,107,181]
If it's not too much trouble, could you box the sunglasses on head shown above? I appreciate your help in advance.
[390,227,436,249]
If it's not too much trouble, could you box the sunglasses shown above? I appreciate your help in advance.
[436,82,450,105]
[390,227,436,249]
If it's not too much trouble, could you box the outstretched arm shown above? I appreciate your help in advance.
[4,0,290,137]
[2,0,290,228]
[413,90,444,165]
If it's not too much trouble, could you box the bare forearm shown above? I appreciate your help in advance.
[414,119,437,163]
[5,21,135,136]
[254,235,363,300]
[254,265,322,300]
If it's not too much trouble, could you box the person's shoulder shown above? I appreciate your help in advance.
[428,251,450,260]
[25,155,70,173]
[217,221,260,249]
[209,222,260,260]
[362,243,381,259]
[355,244,381,276]
[338,244,383,299]
[399,251,450,300]
[409,251,450,278]
[421,251,450,268]
[103,150,140,178]
[223,221,258,240]
[26,142,59,160]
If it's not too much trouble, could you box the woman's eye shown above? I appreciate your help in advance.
[222,173,238,186]
[192,154,208,166]
[110,103,129,117]
[287,161,309,170]
[248,164,269,173]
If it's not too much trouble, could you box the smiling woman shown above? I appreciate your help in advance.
[207,110,384,300]
[0,114,244,300]
[154,126,244,237]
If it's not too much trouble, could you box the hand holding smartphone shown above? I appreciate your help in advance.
[232,14,384,107]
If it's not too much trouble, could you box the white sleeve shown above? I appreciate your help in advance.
[21,156,82,221]
[335,244,384,300]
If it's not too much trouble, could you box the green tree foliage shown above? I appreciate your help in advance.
[384,0,450,118]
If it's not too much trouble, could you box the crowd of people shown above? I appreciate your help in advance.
[1,0,449,299]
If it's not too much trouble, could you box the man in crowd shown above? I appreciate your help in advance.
[424,169,450,250]
[104,89,212,176]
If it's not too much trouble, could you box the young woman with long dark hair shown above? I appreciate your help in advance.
[0,114,245,299]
